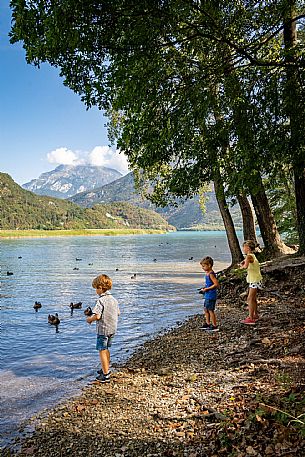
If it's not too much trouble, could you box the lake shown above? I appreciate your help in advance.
[0,231,232,447]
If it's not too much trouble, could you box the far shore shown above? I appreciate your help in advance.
[0,228,170,239]
[0,227,230,239]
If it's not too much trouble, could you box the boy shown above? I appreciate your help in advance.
[87,274,120,383]
[199,256,220,332]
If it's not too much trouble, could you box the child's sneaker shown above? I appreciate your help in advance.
[241,317,256,325]
[96,372,110,383]
[200,323,210,330]
[206,325,219,332]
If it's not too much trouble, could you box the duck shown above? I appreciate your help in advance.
[70,301,82,309]
[76,258,82,261]
[73,267,79,271]
[18,256,22,259]
[189,256,194,260]
[7,271,13,276]
[88,263,93,266]
[131,273,137,279]
[48,313,60,325]
[115,268,119,271]
[84,306,93,316]
[33,301,42,310]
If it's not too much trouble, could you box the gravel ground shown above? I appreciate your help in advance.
[2,258,305,457]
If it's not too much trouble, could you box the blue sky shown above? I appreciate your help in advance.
[0,2,128,185]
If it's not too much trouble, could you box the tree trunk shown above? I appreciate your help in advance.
[283,2,305,254]
[237,194,257,243]
[213,173,243,266]
[250,175,293,256]
[294,166,305,254]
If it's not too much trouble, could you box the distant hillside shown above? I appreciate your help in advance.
[69,172,141,206]
[0,173,173,231]
[69,173,242,229]
[22,164,122,198]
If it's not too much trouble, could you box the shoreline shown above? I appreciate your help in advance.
[0,228,233,240]
[0,228,169,239]
[2,258,305,456]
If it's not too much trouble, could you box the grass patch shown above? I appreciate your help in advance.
[0,228,167,239]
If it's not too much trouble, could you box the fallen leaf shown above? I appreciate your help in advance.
[262,337,271,345]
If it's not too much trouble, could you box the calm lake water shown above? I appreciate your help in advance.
[0,231,232,447]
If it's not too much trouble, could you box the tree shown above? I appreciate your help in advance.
[265,167,298,244]
[237,194,257,243]
[283,0,305,254]
[10,0,305,253]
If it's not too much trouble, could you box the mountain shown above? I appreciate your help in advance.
[69,172,141,206]
[22,164,122,199]
[0,173,174,231]
[69,172,243,229]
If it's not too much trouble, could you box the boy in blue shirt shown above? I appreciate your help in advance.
[199,256,220,332]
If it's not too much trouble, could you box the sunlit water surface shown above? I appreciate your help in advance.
[0,231,232,446]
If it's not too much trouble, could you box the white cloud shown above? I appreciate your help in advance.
[88,146,129,174]
[47,147,78,165]
[46,146,130,175]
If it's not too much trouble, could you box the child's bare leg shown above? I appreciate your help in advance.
[209,310,217,327]
[247,288,257,320]
[204,309,210,324]
[253,294,258,318]
[99,349,110,374]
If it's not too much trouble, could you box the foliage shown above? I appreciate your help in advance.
[9,0,305,251]
[258,392,305,438]
[265,168,298,243]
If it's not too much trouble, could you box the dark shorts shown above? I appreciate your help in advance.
[204,299,216,311]
[96,334,114,351]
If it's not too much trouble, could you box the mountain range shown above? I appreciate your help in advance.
[21,165,242,229]
[23,164,122,198]
[68,171,242,229]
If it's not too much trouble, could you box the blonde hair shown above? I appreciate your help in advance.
[92,274,112,291]
[243,240,257,252]
[200,256,214,267]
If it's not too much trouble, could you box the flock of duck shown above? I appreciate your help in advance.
[32,300,93,332]
[9,247,201,333]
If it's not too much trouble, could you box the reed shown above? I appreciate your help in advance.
[0,228,167,239]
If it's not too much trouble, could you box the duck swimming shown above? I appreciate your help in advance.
[48,313,60,325]
[70,302,82,309]
[33,301,42,311]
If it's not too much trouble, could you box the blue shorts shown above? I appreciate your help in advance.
[96,334,114,351]
[204,299,216,311]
